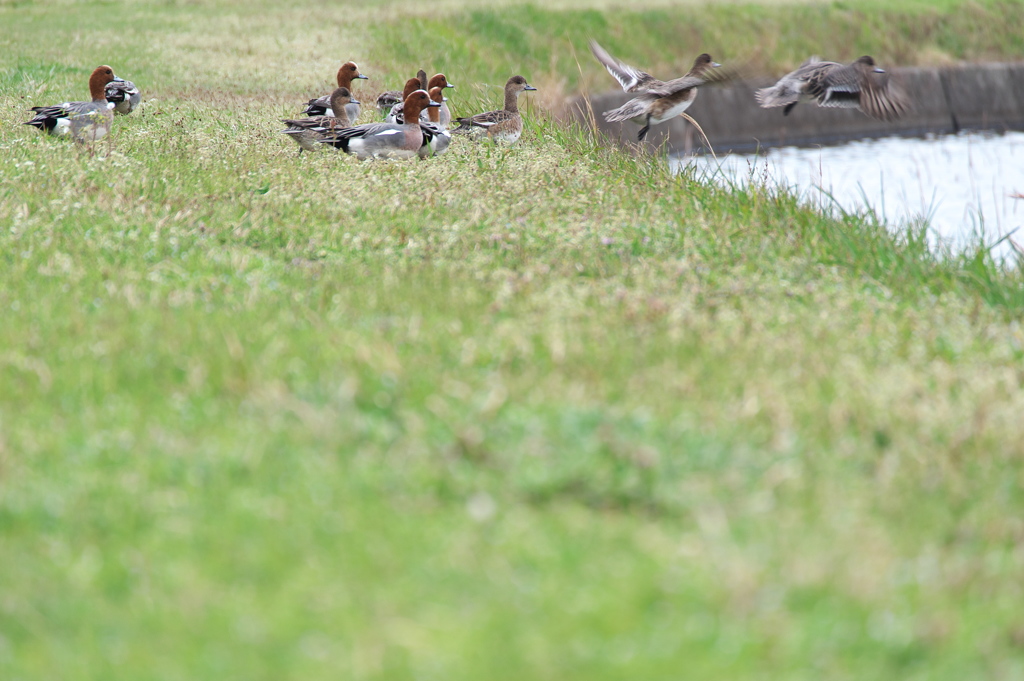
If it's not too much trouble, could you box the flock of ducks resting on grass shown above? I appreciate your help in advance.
[22,40,911,156]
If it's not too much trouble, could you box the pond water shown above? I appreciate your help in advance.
[678,131,1024,258]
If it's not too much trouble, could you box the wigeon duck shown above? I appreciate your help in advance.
[302,61,367,120]
[756,56,909,120]
[388,74,455,125]
[377,69,427,116]
[23,65,120,143]
[385,77,425,124]
[426,73,455,128]
[105,78,141,115]
[281,87,356,153]
[418,86,452,158]
[590,40,720,141]
[318,89,440,160]
[452,75,536,144]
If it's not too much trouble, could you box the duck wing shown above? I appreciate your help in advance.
[302,95,331,117]
[31,100,96,117]
[801,61,853,102]
[644,75,706,98]
[857,82,909,119]
[455,109,513,129]
[810,61,908,119]
[589,40,661,93]
[282,116,345,131]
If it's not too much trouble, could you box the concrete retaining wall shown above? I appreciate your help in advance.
[566,62,1024,154]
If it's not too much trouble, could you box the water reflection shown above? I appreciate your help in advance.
[681,131,1024,256]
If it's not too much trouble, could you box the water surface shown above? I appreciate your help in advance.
[680,131,1024,256]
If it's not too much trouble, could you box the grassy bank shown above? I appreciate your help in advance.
[2,1,1024,680]
[3,0,1024,105]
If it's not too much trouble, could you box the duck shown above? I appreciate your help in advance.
[378,69,427,116]
[755,56,909,120]
[385,77,427,124]
[281,87,356,153]
[23,65,120,143]
[418,86,452,158]
[425,74,455,127]
[452,75,536,144]
[301,61,367,120]
[590,40,720,141]
[318,89,440,160]
[388,73,455,125]
[105,78,141,115]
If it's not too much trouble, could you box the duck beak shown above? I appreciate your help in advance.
[428,101,442,108]
[874,67,886,73]
[525,85,537,91]
[712,62,722,68]
[446,83,455,88]
[113,76,126,82]
[356,74,369,80]
[442,96,448,101]
[350,98,360,105]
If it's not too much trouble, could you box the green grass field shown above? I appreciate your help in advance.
[2,1,1024,679]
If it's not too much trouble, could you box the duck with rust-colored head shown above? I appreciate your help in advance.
[318,89,440,160]
[24,65,121,143]
[426,73,455,128]
[301,61,368,120]
[388,73,455,126]
[385,77,427,124]
[418,86,452,158]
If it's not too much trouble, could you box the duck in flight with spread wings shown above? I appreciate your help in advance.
[755,55,910,120]
[589,40,722,142]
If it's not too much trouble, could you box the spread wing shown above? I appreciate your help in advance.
[814,63,909,120]
[816,62,863,97]
[853,75,910,120]
[644,75,706,98]
[589,40,659,93]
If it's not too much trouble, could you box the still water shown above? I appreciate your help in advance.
[680,131,1024,257]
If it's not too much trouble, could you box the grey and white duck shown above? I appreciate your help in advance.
[755,55,909,120]
[105,78,141,115]
[23,65,121,143]
[318,89,440,160]
[418,86,451,158]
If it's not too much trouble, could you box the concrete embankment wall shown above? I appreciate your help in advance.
[566,63,1024,153]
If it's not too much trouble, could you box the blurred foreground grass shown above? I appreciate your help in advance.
[2,1,1024,679]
